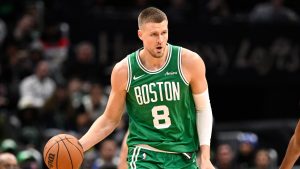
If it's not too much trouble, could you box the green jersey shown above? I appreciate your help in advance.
[126,44,199,153]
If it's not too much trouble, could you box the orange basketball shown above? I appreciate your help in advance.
[43,134,84,169]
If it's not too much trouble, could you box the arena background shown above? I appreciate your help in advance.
[0,0,300,168]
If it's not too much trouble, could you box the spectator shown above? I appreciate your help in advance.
[251,149,273,169]
[65,78,85,131]
[0,139,17,155]
[13,14,38,49]
[39,22,70,80]
[81,83,107,120]
[214,143,238,169]
[17,149,39,169]
[63,41,102,83]
[0,152,19,169]
[17,60,56,127]
[81,148,98,169]
[1,41,32,85]
[92,139,118,169]
[73,83,108,134]
[249,0,299,23]
[236,132,258,169]
[41,83,75,129]
[18,60,56,109]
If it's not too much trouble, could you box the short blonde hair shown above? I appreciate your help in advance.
[138,7,168,28]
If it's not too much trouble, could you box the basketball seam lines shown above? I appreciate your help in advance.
[58,136,74,169]
[65,138,84,160]
[45,141,56,158]
[45,138,72,158]
[45,141,59,167]
[57,141,59,168]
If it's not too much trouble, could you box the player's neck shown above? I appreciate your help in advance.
[139,46,169,71]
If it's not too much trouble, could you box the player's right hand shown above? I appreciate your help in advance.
[199,159,215,169]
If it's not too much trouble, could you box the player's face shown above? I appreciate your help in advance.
[138,20,168,58]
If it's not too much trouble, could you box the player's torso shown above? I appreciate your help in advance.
[126,44,198,152]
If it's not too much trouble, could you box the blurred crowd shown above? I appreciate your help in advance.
[210,131,279,169]
[0,0,299,168]
[40,0,300,24]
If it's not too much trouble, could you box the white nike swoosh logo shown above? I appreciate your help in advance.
[133,75,145,80]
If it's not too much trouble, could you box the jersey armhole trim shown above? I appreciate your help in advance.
[126,55,132,92]
[178,47,189,85]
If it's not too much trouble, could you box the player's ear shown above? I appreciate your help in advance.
[138,30,143,41]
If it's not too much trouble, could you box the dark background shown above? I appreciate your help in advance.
[65,18,300,122]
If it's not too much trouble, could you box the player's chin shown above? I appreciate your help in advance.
[153,53,163,58]
[154,49,163,55]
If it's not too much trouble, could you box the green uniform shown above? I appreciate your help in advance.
[126,44,199,168]
[128,146,198,169]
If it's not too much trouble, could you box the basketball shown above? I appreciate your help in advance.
[43,134,84,169]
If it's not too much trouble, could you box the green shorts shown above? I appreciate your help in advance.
[127,146,199,169]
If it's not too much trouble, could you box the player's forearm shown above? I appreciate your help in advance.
[280,135,300,169]
[194,90,213,146]
[79,115,119,152]
[199,145,211,160]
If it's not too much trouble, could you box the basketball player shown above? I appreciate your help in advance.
[79,7,214,168]
[280,120,300,169]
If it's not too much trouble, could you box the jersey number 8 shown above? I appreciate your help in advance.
[152,105,171,129]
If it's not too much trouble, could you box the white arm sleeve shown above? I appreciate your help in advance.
[193,89,213,146]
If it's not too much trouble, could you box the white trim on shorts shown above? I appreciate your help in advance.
[130,147,141,169]
[135,144,178,154]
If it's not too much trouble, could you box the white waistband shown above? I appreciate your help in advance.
[135,144,178,154]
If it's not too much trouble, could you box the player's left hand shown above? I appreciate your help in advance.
[199,159,215,169]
